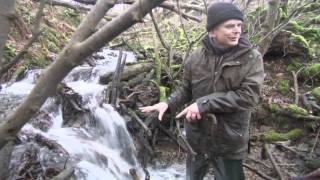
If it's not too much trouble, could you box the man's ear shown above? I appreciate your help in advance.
[209,29,216,38]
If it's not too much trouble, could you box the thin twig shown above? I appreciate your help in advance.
[176,0,190,45]
[292,71,299,105]
[247,156,272,169]
[264,143,286,180]
[309,127,320,158]
[150,11,170,50]
[243,163,276,180]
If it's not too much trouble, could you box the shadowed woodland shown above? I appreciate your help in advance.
[0,0,319,179]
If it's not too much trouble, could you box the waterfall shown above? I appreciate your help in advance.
[0,49,186,180]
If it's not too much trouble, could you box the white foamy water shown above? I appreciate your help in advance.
[1,49,186,179]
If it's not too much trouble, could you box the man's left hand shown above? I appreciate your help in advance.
[176,103,201,122]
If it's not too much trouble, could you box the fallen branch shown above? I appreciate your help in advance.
[309,127,320,158]
[243,163,276,180]
[122,105,152,137]
[33,0,91,11]
[264,143,285,180]
[99,62,153,84]
[50,167,74,180]
[110,51,126,106]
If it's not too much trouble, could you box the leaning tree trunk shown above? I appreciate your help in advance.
[0,0,15,67]
[0,0,165,149]
[258,0,281,56]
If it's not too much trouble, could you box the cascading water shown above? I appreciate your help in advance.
[1,49,186,180]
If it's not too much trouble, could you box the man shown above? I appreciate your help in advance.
[140,2,264,180]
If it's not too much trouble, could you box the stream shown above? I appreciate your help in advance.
[0,49,186,180]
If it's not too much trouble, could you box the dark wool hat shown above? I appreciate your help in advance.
[206,2,243,31]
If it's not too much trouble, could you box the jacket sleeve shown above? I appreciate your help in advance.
[165,56,192,112]
[196,53,264,114]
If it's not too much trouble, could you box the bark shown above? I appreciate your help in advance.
[33,0,90,11]
[0,0,15,67]
[258,0,281,56]
[0,0,165,149]
[50,167,74,180]
[0,141,14,179]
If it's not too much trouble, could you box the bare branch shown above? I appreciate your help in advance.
[150,11,170,50]
[0,0,165,149]
[176,0,191,45]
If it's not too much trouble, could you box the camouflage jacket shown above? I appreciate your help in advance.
[166,35,264,159]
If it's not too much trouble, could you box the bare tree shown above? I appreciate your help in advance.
[0,0,15,67]
[0,0,165,149]
[258,0,281,55]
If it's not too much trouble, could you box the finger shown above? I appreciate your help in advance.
[176,108,188,119]
[190,112,196,121]
[196,113,202,120]
[139,106,153,113]
[158,109,165,121]
[186,110,192,122]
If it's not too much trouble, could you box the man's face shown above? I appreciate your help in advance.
[209,19,243,48]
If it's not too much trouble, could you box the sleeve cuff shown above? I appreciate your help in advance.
[196,97,209,114]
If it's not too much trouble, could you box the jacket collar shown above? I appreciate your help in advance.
[201,34,252,63]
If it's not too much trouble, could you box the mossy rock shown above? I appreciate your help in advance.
[287,104,309,116]
[264,128,303,143]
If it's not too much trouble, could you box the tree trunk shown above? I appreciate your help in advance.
[0,0,15,67]
[0,0,165,149]
[258,0,281,56]
[0,141,14,179]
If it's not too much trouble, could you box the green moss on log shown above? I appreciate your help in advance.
[287,104,309,116]
[264,128,303,143]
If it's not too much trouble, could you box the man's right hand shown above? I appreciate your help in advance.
[139,102,168,121]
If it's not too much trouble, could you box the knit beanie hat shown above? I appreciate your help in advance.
[206,2,243,31]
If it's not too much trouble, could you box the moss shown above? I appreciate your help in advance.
[26,53,48,68]
[4,43,16,60]
[276,79,290,94]
[303,3,320,13]
[270,103,281,113]
[159,86,167,102]
[311,87,320,100]
[264,128,303,143]
[290,33,310,48]
[43,28,61,49]
[61,9,82,26]
[303,28,320,42]
[287,104,309,116]
[15,66,26,76]
[279,7,288,19]
[302,63,320,81]
[286,57,303,72]
[288,21,304,33]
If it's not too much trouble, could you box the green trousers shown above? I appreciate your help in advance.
[186,154,245,180]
